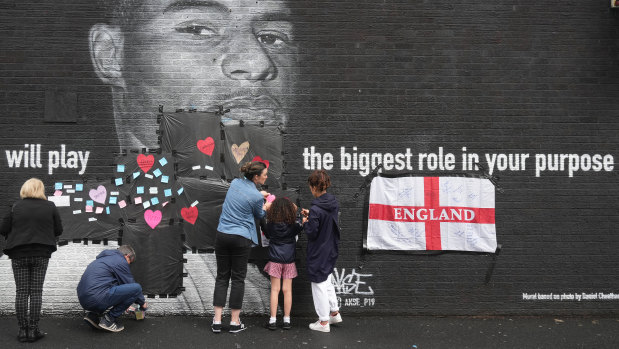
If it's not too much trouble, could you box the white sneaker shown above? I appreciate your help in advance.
[309,320,330,332]
[329,313,342,325]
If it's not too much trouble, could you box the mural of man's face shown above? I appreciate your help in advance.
[90,0,298,149]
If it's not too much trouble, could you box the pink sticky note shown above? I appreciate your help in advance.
[85,206,93,213]
[54,190,63,196]
[95,207,104,214]
[118,200,127,208]
[134,197,142,204]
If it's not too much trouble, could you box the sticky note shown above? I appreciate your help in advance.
[159,157,168,166]
[191,200,199,207]
[177,187,184,195]
[55,182,63,190]
[85,206,93,213]
[76,183,83,191]
[115,178,123,186]
[73,210,82,214]
[95,207,103,214]
[88,217,97,222]
[118,200,127,208]
[106,207,110,214]
[117,164,125,173]
[142,201,151,209]
[134,197,142,204]
[87,200,94,207]
[74,198,83,202]
[153,168,162,177]
[151,197,159,205]
[161,175,169,184]
[164,189,172,197]
[111,191,119,196]
[192,165,201,170]
[137,186,144,194]
[54,190,62,196]
[145,174,154,179]
[149,187,158,194]
[133,172,141,179]
[109,196,117,204]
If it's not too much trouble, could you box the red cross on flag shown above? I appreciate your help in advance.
[367,176,497,252]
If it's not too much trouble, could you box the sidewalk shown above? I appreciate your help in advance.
[1,315,618,348]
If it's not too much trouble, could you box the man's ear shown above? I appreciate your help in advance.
[89,24,126,89]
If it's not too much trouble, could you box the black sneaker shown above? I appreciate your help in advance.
[266,321,277,331]
[83,312,101,330]
[229,322,246,333]
[283,321,291,330]
[98,314,124,333]
[211,322,222,333]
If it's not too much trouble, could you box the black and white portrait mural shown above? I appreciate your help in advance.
[1,0,619,317]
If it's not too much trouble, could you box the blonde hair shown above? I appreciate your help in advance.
[20,178,47,200]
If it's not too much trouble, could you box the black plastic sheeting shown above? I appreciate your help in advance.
[47,111,296,296]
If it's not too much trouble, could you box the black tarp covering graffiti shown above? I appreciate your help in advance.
[51,110,292,295]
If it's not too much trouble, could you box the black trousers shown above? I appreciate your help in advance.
[11,257,49,328]
[212,232,252,309]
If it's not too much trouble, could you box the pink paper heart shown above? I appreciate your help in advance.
[144,209,162,229]
[89,185,107,204]
[266,194,276,203]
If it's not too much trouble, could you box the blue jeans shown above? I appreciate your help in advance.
[103,283,143,320]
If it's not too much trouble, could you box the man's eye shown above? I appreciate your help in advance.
[175,24,217,39]
[256,32,289,48]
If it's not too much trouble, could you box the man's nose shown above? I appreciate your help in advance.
[221,33,277,81]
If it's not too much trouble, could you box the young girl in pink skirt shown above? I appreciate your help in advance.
[263,197,303,330]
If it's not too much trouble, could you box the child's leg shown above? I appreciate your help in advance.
[269,276,281,319]
[311,280,331,323]
[325,274,340,315]
[282,278,293,317]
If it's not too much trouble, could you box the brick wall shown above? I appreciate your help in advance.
[1,0,619,317]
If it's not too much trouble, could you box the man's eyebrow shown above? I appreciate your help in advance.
[163,0,228,14]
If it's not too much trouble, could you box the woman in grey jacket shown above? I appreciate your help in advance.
[0,178,63,343]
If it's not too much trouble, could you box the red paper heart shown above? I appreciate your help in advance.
[181,206,199,225]
[252,156,269,168]
[197,137,215,156]
[137,154,155,173]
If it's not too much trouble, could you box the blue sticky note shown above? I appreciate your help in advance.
[106,207,110,214]
[153,168,162,178]
[177,187,184,195]
[151,197,159,205]
[159,157,168,166]
[164,189,172,197]
[115,178,123,186]
[133,172,140,179]
[137,186,144,194]
[117,164,125,173]
[109,196,117,204]
[55,182,62,190]
[87,200,94,207]
[161,175,169,184]
[75,183,83,192]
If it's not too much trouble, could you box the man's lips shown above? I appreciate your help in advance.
[223,95,280,110]
[220,95,281,121]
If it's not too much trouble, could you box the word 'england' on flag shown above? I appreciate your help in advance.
[367,176,497,253]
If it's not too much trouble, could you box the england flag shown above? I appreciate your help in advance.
[367,176,497,252]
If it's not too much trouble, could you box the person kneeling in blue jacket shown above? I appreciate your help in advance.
[77,245,148,332]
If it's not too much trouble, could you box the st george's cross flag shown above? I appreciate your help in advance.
[367,176,497,252]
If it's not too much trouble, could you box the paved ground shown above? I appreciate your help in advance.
[1,315,619,348]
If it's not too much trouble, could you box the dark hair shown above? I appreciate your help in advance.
[240,161,267,181]
[307,169,331,192]
[267,197,297,225]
